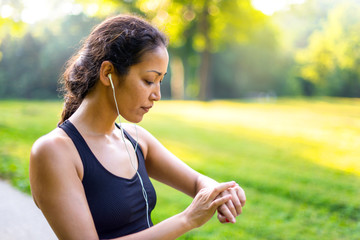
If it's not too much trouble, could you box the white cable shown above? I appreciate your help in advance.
[110,75,151,228]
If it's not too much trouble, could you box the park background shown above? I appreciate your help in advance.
[0,0,359,239]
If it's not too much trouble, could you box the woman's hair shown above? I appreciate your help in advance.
[59,14,168,124]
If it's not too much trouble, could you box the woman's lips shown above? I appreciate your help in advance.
[141,106,152,113]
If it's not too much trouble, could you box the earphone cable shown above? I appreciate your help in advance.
[111,80,151,228]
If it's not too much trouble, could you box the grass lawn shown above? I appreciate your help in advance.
[0,98,359,239]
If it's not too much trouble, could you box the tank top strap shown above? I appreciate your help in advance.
[115,123,146,166]
[115,124,138,150]
[58,120,93,172]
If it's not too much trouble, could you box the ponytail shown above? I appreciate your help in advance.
[58,51,97,124]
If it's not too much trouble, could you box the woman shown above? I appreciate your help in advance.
[29,14,246,240]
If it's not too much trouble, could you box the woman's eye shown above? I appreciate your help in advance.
[145,80,154,85]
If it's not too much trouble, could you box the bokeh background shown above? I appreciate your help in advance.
[0,0,359,239]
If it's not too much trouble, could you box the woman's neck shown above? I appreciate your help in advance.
[69,93,117,136]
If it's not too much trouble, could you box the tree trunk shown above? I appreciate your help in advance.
[199,49,211,100]
[198,0,212,101]
[170,56,185,100]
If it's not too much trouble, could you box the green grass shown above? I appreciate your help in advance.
[0,98,359,239]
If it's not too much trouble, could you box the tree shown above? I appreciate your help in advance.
[0,1,27,61]
[0,13,99,99]
[295,1,360,97]
[73,0,266,100]
[210,21,291,98]
[139,0,266,100]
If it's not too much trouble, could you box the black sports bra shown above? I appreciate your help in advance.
[59,120,156,239]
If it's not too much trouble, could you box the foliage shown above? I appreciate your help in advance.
[0,0,26,38]
[296,1,360,96]
[211,21,294,98]
[0,100,62,192]
[0,14,100,99]
[80,0,266,100]
[143,0,266,100]
[1,0,360,99]
[1,99,359,239]
[274,0,360,97]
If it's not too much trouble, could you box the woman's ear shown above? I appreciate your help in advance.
[99,61,114,87]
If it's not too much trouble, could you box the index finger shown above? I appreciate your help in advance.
[210,181,236,200]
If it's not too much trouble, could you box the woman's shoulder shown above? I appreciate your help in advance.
[30,127,78,169]
[30,127,85,210]
[31,128,71,156]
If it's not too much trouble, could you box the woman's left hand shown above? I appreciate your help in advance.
[216,183,246,223]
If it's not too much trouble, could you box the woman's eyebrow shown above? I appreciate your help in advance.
[147,70,167,76]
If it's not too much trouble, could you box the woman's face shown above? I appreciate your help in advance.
[114,45,169,123]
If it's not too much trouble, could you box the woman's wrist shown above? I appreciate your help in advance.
[195,175,219,194]
[178,210,196,231]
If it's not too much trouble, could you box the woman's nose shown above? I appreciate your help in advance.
[150,84,161,101]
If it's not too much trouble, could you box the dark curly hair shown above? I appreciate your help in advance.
[59,14,168,124]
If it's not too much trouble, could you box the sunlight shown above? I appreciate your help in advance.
[1,5,13,18]
[150,100,360,176]
[19,0,79,24]
[251,0,306,15]
[21,0,51,24]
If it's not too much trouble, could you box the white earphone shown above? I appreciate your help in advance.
[109,73,115,90]
[108,73,150,228]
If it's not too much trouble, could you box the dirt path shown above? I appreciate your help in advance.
[0,179,57,240]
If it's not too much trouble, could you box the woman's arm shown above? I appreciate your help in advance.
[30,132,99,240]
[113,182,234,240]
[130,125,246,223]
[30,130,236,240]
